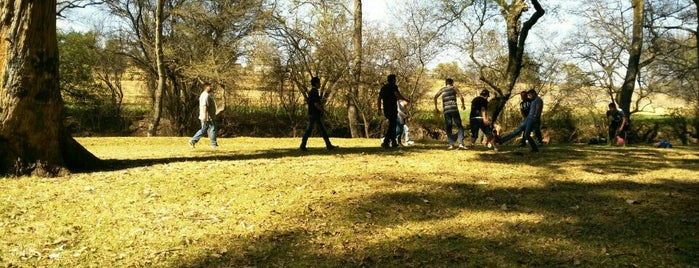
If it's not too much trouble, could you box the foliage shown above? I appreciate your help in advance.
[58,31,102,104]
[100,0,268,136]
[59,31,127,133]
[1,137,698,266]
[432,62,468,82]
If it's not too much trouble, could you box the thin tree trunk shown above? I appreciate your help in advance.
[0,0,99,176]
[618,0,644,116]
[147,0,166,137]
[347,0,362,138]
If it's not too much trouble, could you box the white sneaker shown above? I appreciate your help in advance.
[447,145,454,150]
[458,144,467,150]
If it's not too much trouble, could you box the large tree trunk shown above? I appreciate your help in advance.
[618,0,644,116]
[347,0,362,138]
[147,0,166,137]
[0,0,100,177]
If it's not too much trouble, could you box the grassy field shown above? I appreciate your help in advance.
[1,137,698,267]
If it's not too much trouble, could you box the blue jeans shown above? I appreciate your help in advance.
[396,117,406,143]
[444,112,464,146]
[500,119,538,151]
[190,120,217,146]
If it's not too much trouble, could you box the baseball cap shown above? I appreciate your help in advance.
[480,89,490,97]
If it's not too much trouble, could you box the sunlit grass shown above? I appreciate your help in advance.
[1,137,698,267]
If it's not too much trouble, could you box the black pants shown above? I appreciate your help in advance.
[300,114,332,148]
[609,122,628,143]
[383,112,398,146]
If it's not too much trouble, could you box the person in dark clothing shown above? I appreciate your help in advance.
[469,89,498,151]
[378,74,409,149]
[433,78,467,150]
[606,102,628,146]
[300,77,338,151]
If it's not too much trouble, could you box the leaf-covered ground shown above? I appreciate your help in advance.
[1,137,698,267]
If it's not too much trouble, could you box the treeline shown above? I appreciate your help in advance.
[57,0,699,144]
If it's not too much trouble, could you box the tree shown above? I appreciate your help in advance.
[146,0,167,137]
[645,0,699,110]
[347,0,363,138]
[103,0,266,136]
[1,0,99,177]
[267,1,352,116]
[59,31,126,132]
[446,0,545,123]
[618,0,645,115]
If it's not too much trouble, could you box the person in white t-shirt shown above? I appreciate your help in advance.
[188,82,218,148]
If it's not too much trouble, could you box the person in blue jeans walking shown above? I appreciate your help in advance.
[396,99,410,146]
[433,78,467,150]
[498,89,543,153]
[300,77,338,151]
[189,82,218,148]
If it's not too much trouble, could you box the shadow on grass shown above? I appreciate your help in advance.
[475,144,699,176]
[181,178,698,267]
[89,144,450,172]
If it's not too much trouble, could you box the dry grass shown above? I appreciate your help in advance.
[1,137,698,267]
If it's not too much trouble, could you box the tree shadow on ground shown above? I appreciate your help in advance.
[88,144,447,173]
[476,144,699,176]
[182,178,698,267]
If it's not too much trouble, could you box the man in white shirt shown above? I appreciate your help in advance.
[188,82,218,148]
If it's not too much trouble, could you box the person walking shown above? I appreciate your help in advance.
[606,102,628,146]
[378,74,409,149]
[498,89,543,153]
[469,89,498,151]
[517,91,531,147]
[433,78,467,150]
[516,91,544,147]
[189,82,218,148]
[300,77,338,151]
[396,99,412,146]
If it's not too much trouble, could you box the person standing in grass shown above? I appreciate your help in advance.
[498,89,543,153]
[378,74,409,149]
[469,89,498,151]
[606,102,628,146]
[517,91,531,147]
[300,77,338,151]
[396,99,411,146]
[433,78,466,150]
[189,82,218,148]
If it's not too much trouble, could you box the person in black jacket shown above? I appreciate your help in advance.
[378,74,409,149]
[299,77,338,151]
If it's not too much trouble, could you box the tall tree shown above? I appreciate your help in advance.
[1,0,99,177]
[147,0,167,136]
[348,0,363,138]
[447,0,545,123]
[618,0,645,115]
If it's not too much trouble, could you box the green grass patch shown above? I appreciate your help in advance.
[1,138,698,266]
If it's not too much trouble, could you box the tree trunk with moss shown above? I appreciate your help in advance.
[0,0,100,177]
